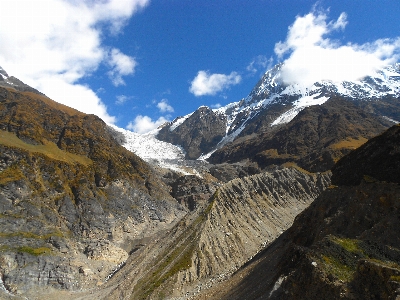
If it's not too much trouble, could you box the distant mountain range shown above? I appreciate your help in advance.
[154,63,400,171]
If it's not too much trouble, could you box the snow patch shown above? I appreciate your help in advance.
[169,113,193,131]
[383,116,399,124]
[109,125,195,175]
[271,94,329,126]
[269,275,286,297]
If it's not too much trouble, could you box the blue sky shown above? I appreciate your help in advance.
[1,0,400,133]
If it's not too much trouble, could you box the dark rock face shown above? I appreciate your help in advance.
[267,181,400,300]
[170,175,217,211]
[157,106,227,159]
[331,124,400,186]
[209,162,260,182]
[209,97,393,172]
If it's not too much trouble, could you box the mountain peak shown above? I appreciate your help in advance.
[154,62,400,163]
[0,66,9,79]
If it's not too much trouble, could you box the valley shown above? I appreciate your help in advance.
[0,62,400,300]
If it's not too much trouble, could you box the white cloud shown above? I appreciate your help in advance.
[116,95,129,105]
[157,99,174,113]
[275,9,400,86]
[0,0,149,124]
[210,103,222,109]
[126,115,169,134]
[246,55,273,75]
[107,48,137,86]
[189,71,242,96]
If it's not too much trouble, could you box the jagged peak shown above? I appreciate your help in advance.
[0,66,9,79]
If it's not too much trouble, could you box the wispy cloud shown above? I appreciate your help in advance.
[275,8,400,86]
[126,115,169,134]
[157,99,174,113]
[246,55,273,75]
[189,70,241,96]
[115,95,131,105]
[0,0,149,124]
[107,48,137,86]
[210,103,222,109]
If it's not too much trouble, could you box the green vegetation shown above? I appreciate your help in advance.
[0,244,52,256]
[390,275,400,282]
[0,230,65,240]
[0,130,92,166]
[17,246,52,256]
[281,162,313,174]
[321,255,354,281]
[331,236,365,255]
[0,162,25,185]
[132,200,215,300]
[317,235,400,283]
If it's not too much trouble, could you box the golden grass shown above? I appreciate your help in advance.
[329,137,368,150]
[4,87,84,117]
[0,130,92,166]
[282,162,313,175]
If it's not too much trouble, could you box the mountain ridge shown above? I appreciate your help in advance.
[156,63,400,164]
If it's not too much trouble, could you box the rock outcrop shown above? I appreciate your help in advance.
[170,175,218,211]
[157,106,227,159]
[331,124,400,185]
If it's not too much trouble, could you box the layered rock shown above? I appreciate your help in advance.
[104,167,330,299]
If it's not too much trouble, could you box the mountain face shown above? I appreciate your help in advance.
[0,84,186,296]
[102,167,331,300]
[157,106,227,160]
[157,63,400,168]
[209,96,392,172]
[199,125,400,300]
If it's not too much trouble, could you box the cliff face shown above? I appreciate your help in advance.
[157,106,227,160]
[0,87,186,296]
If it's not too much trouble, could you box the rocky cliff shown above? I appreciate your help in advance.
[157,106,227,160]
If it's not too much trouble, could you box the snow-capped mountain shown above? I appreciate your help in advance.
[157,63,400,160]
[0,66,10,82]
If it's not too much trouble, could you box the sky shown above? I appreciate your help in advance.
[1,0,400,133]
